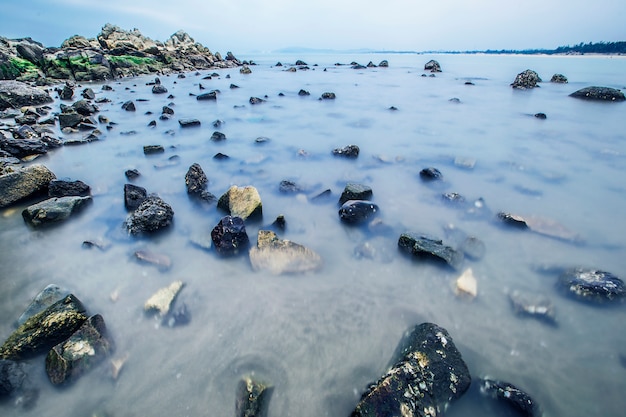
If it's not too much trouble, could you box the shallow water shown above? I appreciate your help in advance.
[1,53,626,417]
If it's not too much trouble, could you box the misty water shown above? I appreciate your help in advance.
[1,53,625,417]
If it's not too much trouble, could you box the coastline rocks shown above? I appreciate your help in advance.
[48,179,90,197]
[424,59,442,72]
[511,69,542,89]
[211,215,249,256]
[338,200,379,224]
[569,86,625,101]
[249,230,322,274]
[332,144,360,158]
[217,185,262,220]
[351,323,470,417]
[236,375,273,417]
[480,378,541,417]
[398,232,464,270]
[121,100,135,111]
[339,182,373,205]
[556,268,625,303]
[0,80,53,110]
[45,314,114,385]
[22,195,92,227]
[550,73,568,83]
[0,133,49,159]
[0,294,87,360]
[125,195,174,235]
[0,164,56,208]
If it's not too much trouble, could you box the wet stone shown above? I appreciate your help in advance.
[144,281,184,317]
[185,163,208,196]
[125,169,141,180]
[249,230,323,275]
[197,91,217,100]
[339,182,372,205]
[217,185,262,220]
[321,92,336,99]
[497,212,529,229]
[338,200,379,224]
[0,164,56,208]
[45,314,114,385]
[398,232,464,270]
[236,375,273,417]
[22,196,92,227]
[0,359,26,397]
[121,100,135,111]
[332,144,360,158]
[125,195,174,235]
[211,131,226,141]
[509,290,557,325]
[424,59,442,72]
[16,284,70,327]
[48,179,90,197]
[211,215,249,256]
[569,86,625,101]
[556,268,625,304]
[143,145,165,155]
[124,183,147,211]
[178,118,201,127]
[480,378,541,417]
[419,167,443,181]
[511,69,542,89]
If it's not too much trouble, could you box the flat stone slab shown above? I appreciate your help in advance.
[249,230,322,274]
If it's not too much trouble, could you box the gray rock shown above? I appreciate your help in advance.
[81,88,95,99]
[144,281,184,316]
[125,185,148,210]
[0,135,48,159]
[48,179,90,197]
[249,230,323,274]
[217,185,262,220]
[398,232,464,270]
[0,164,55,208]
[424,59,442,72]
[125,195,174,235]
[211,215,249,256]
[58,112,83,129]
[143,145,165,155]
[320,92,336,99]
[22,196,92,227]
[17,284,70,327]
[0,80,53,111]
[511,69,542,89]
[550,73,568,83]
[419,167,443,181]
[249,96,265,104]
[197,91,217,100]
[152,85,168,94]
[339,182,372,205]
[338,200,379,224]
[379,60,389,67]
[509,290,557,325]
[569,86,625,101]
[236,375,273,417]
[351,323,471,417]
[556,268,625,303]
[121,100,135,111]
[185,163,208,195]
[58,84,74,100]
[0,294,87,360]
[332,144,359,158]
[480,378,541,417]
[70,99,98,116]
[210,131,226,141]
[179,118,201,127]
[45,314,114,385]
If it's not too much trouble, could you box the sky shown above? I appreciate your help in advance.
[2,0,625,54]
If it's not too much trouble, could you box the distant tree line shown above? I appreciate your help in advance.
[479,41,626,55]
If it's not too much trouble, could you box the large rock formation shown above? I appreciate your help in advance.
[569,86,625,101]
[0,164,56,208]
[511,69,542,89]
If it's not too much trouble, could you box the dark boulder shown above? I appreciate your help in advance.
[124,183,147,211]
[480,378,541,417]
[211,131,226,141]
[332,144,360,158]
[0,135,48,159]
[379,60,389,67]
[22,196,92,227]
[197,91,217,100]
[0,80,53,110]
[152,85,168,94]
[511,69,542,89]
[185,163,208,195]
[419,167,443,181]
[321,92,336,99]
[71,99,98,116]
[0,164,55,208]
[398,232,464,270]
[48,179,90,197]
[351,323,471,417]
[236,375,273,417]
[424,59,442,72]
[162,105,174,115]
[121,100,136,111]
[339,183,372,205]
[58,112,83,129]
[125,169,140,180]
[496,212,529,229]
[125,195,174,235]
[556,268,625,303]
[569,86,625,101]
[550,73,568,83]
[211,215,249,256]
[45,314,114,385]
[81,88,96,99]
[249,96,265,104]
[339,200,379,224]
[0,294,87,360]
[298,89,310,96]
[179,118,201,127]
[59,84,74,100]
[534,112,547,119]
[143,145,165,155]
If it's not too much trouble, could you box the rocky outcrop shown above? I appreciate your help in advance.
[0,164,56,208]
[48,179,90,197]
[569,86,625,101]
[22,195,92,227]
[351,323,471,417]
[511,69,542,89]
[125,195,174,235]
[249,230,323,274]
[0,80,52,110]
[1,23,243,82]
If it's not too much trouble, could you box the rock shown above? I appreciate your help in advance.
[197,91,217,100]
[58,112,83,129]
[534,112,547,119]
[320,92,336,99]
[0,294,87,360]
[179,118,201,127]
[249,230,323,275]
[22,196,92,227]
[185,163,208,196]
[278,180,303,194]
[134,250,172,270]
[0,359,26,397]
[17,284,71,327]
[162,105,174,115]
[249,96,265,104]
[496,212,529,229]
[125,195,174,235]
[338,200,379,224]
[0,80,53,110]
[121,100,135,111]
[339,183,372,205]
[398,232,464,270]
[351,323,471,417]
[298,89,310,96]
[217,185,262,220]
[424,59,442,72]
[211,215,249,256]
[508,290,557,325]
[480,378,541,417]
[419,167,443,181]
[48,179,90,197]
[125,169,140,180]
[236,375,273,417]
[0,135,48,159]
[210,131,226,141]
[511,69,542,89]
[151,85,168,94]
[379,60,389,67]
[550,73,568,83]
[332,144,360,158]
[569,86,625,101]
[143,145,165,155]
[556,268,625,303]
[455,268,477,299]
[240,65,252,74]
[45,314,114,385]
[0,164,55,207]
[81,88,95,99]
[497,212,583,242]
[59,84,74,100]
[124,183,147,211]
[144,281,184,316]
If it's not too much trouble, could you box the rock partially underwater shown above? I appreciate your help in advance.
[556,268,625,304]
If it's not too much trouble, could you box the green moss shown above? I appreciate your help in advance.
[0,57,39,79]
[108,55,157,66]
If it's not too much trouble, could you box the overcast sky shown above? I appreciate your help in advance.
[2,0,625,54]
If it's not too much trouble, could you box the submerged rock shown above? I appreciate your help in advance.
[0,359,26,397]
[249,230,322,274]
[125,195,174,235]
[0,294,87,360]
[398,232,464,270]
[236,375,273,417]
[22,196,92,227]
[419,167,443,181]
[217,185,262,220]
[351,323,471,417]
[339,182,373,205]
[134,250,172,270]
[16,284,70,327]
[556,268,625,303]
[45,314,114,385]
[455,268,477,299]
[144,281,184,317]
[480,378,541,417]
[332,144,360,158]
[550,73,568,83]
[509,290,557,325]
[511,69,542,89]
[569,86,625,101]
[338,200,379,224]
[211,215,249,255]
[0,164,56,208]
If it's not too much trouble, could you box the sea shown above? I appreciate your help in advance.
[1,53,625,417]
